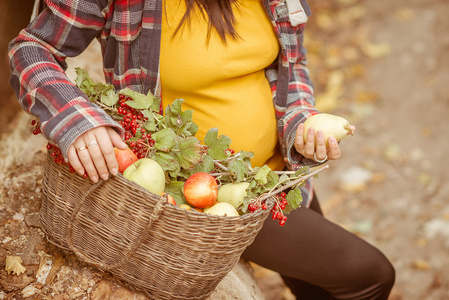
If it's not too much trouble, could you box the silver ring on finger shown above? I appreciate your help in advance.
[87,140,98,148]
[314,152,328,163]
[76,146,88,152]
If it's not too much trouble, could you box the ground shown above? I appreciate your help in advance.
[1,0,449,299]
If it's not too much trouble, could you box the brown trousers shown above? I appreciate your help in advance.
[242,193,395,300]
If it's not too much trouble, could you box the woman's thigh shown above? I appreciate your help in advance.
[242,195,395,299]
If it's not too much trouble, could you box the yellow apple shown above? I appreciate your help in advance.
[122,158,165,195]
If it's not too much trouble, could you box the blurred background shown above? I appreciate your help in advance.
[1,0,449,299]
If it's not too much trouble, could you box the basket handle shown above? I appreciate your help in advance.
[65,179,166,271]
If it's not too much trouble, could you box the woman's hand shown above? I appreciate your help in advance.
[67,127,128,182]
[294,123,356,163]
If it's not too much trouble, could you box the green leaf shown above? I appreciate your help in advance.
[149,93,161,112]
[164,181,187,205]
[294,166,310,178]
[121,88,152,110]
[152,128,177,152]
[164,99,198,137]
[204,128,231,160]
[153,152,179,174]
[142,110,156,132]
[254,165,272,185]
[75,68,95,88]
[175,137,203,169]
[193,155,215,174]
[284,188,303,214]
[228,159,248,182]
[100,88,118,107]
[264,171,280,190]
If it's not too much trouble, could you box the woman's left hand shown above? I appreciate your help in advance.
[67,126,128,182]
[294,123,356,163]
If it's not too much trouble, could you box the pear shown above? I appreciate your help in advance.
[303,113,354,147]
[217,182,250,208]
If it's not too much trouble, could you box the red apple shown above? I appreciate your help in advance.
[114,147,138,173]
[183,172,218,208]
[161,192,177,206]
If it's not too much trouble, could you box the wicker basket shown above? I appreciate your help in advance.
[40,153,271,299]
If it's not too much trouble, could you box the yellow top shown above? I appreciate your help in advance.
[160,0,284,170]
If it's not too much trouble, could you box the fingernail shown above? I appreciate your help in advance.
[317,130,324,138]
[111,168,118,176]
[328,136,336,144]
[101,174,109,181]
[91,176,98,183]
[64,158,69,163]
[78,169,84,176]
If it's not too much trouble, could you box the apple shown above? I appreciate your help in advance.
[122,158,165,195]
[303,113,355,147]
[114,147,138,173]
[217,182,250,208]
[161,192,177,205]
[203,202,239,217]
[183,172,218,208]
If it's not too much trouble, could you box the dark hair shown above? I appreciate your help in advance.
[175,0,239,43]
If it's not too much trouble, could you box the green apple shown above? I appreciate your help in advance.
[217,182,250,208]
[203,202,239,217]
[122,158,166,195]
[303,113,354,147]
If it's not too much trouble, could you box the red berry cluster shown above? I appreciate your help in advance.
[31,119,42,135]
[47,143,88,177]
[227,148,235,155]
[30,119,82,175]
[248,192,288,226]
[271,192,288,226]
[116,94,155,159]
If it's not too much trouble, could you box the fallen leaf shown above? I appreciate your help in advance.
[370,172,386,183]
[420,126,432,137]
[395,8,415,21]
[351,219,374,234]
[415,237,428,247]
[412,259,430,270]
[5,256,26,276]
[316,11,334,30]
[362,42,392,59]
[339,165,373,193]
[418,172,432,187]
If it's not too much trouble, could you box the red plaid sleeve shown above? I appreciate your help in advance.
[265,0,320,170]
[8,0,123,158]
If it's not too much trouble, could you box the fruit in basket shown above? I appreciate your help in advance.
[204,202,239,217]
[217,182,250,208]
[183,172,218,208]
[179,204,192,210]
[303,113,354,147]
[114,147,138,173]
[162,192,177,205]
[123,158,166,195]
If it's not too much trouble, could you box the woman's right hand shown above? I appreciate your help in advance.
[294,123,355,163]
[67,126,128,183]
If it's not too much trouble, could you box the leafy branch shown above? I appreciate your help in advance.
[73,68,328,215]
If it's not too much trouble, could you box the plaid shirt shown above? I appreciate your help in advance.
[9,0,319,205]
